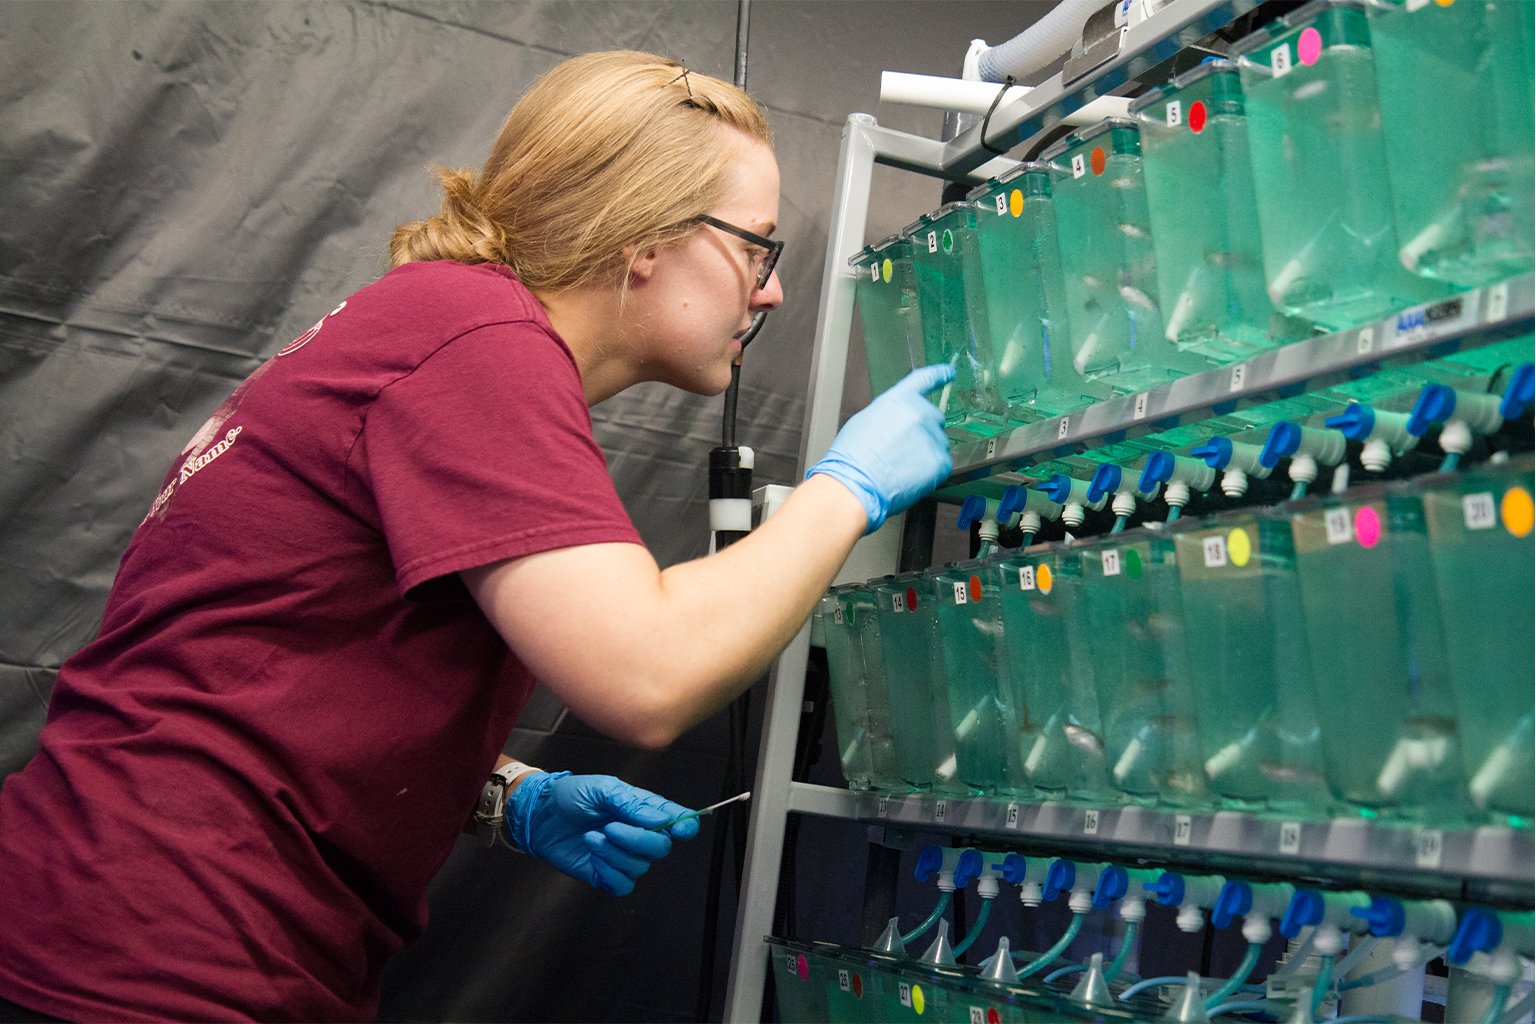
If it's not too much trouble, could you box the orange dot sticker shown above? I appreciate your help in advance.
[1090,146,1107,176]
[1009,188,1024,217]
[968,575,983,602]
[1037,564,1054,594]
[1227,527,1252,567]
[1434,0,1455,6]
[1502,486,1534,537]
[1188,99,1208,134]
[881,258,893,284]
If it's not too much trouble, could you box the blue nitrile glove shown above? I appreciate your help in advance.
[504,772,701,896]
[806,362,955,534]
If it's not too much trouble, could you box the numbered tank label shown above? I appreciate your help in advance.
[1006,803,1020,829]
[832,603,845,625]
[1058,415,1072,439]
[1020,566,1036,590]
[1230,363,1246,393]
[995,193,1009,216]
[934,800,947,823]
[870,262,880,282]
[900,982,912,1008]
[1485,281,1510,323]
[1357,327,1375,355]
[1174,814,1192,846]
[986,438,997,460]
[1203,534,1229,568]
[1134,392,1149,420]
[1072,153,1087,179]
[877,796,890,818]
[1415,828,1444,869]
[1269,42,1293,77]
[927,230,938,254]
[953,581,969,605]
[1164,100,1182,127]
[1324,507,1353,545]
[1102,550,1123,577]
[1278,821,1302,854]
[1464,492,1497,531]
[1084,809,1100,835]
[839,969,851,993]
[891,593,906,613]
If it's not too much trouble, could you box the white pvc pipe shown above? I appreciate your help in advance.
[975,0,1104,83]
[880,71,1131,124]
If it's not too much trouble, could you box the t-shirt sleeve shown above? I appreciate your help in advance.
[357,321,642,599]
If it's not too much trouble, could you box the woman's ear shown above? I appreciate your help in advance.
[624,244,659,286]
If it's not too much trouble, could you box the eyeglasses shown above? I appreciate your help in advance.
[695,214,783,291]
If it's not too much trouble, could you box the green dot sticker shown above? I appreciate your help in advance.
[881,258,893,284]
[1124,548,1143,579]
[941,229,954,254]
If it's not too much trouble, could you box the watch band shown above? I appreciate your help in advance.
[474,760,543,848]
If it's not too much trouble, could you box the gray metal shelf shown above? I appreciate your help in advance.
[944,275,1536,483]
[784,783,1534,909]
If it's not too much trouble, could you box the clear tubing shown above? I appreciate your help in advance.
[1310,954,1337,1018]
[1044,963,1088,984]
[1480,983,1513,1024]
[1339,944,1443,992]
[1334,936,1380,979]
[1291,479,1310,501]
[1111,515,1129,534]
[1204,942,1263,1009]
[1167,504,1182,522]
[1020,531,1037,547]
[902,891,953,946]
[1119,974,1208,1002]
[952,898,995,957]
[1105,919,1141,982]
[1440,451,1462,473]
[1017,914,1085,979]
[1499,989,1534,1024]
[1206,1000,1273,1017]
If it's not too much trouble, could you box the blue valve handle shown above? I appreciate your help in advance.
[1043,860,1077,903]
[1325,403,1377,441]
[1093,865,1128,909]
[1408,383,1457,437]
[1144,871,1186,908]
[994,853,1029,886]
[1280,889,1325,939]
[1501,363,1535,420]
[1140,451,1175,490]
[1212,880,1254,930]
[1350,895,1406,938]
[1261,421,1302,468]
[1447,907,1503,966]
[1192,436,1234,469]
[1088,464,1123,504]
[1037,474,1074,504]
[998,485,1028,521]
[957,494,988,530]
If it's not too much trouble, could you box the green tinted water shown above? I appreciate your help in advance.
[1369,0,1534,286]
[909,203,1008,436]
[1074,530,1210,805]
[1290,488,1472,820]
[1422,458,1535,822]
[873,574,965,793]
[930,561,1019,795]
[1047,121,1207,395]
[1137,65,1289,361]
[820,585,901,792]
[1237,5,1448,329]
[853,237,931,400]
[1174,515,1333,814]
[973,166,1107,419]
[996,551,1115,801]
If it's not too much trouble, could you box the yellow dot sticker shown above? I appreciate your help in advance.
[1009,188,1024,218]
[1227,528,1252,567]
[913,984,925,1015]
[1434,0,1455,7]
[1501,486,1534,538]
[881,258,893,284]
[1037,564,1054,594]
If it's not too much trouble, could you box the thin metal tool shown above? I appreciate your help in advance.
[650,790,752,831]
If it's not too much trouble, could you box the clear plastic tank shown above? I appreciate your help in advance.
[819,584,901,792]
[930,561,1020,796]
[1232,0,1449,330]
[851,235,933,402]
[872,573,965,794]
[1367,0,1534,286]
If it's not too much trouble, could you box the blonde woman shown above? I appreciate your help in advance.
[0,51,951,1022]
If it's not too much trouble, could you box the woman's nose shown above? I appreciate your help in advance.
[751,268,784,312]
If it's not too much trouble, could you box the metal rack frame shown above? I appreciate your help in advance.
[722,1,1536,1017]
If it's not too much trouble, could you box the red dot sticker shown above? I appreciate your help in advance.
[1355,506,1382,549]
[905,587,919,611]
[968,575,983,602]
[1298,27,1323,66]
[796,953,808,981]
[988,1010,1001,1024]
[1090,146,1107,176]
[1188,100,1207,134]
[852,973,864,998]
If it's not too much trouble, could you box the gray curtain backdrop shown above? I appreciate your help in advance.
[0,2,1050,1019]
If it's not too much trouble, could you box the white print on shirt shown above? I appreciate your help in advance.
[277,300,347,357]
[142,426,243,525]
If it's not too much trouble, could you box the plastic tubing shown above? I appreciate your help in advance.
[1119,974,1204,1002]
[1111,514,1129,534]
[1204,942,1263,1010]
[1206,999,1273,1018]
[1440,451,1462,473]
[1272,932,1318,979]
[1105,919,1140,982]
[1043,963,1087,984]
[1500,989,1534,1024]
[902,892,953,946]
[976,0,1102,82]
[1333,936,1379,978]
[1480,983,1513,1024]
[1016,914,1084,979]
[1290,479,1309,501]
[1167,504,1182,522]
[1309,954,1337,1018]
[1338,944,1443,991]
[952,897,995,958]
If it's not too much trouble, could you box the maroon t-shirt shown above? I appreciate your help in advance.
[0,261,642,1021]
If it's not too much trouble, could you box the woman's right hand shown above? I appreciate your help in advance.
[805,363,955,534]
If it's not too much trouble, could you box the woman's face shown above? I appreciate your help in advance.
[631,135,783,395]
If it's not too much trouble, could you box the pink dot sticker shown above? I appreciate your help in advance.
[796,953,808,981]
[1297,27,1323,66]
[1354,506,1382,549]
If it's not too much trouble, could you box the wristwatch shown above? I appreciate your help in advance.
[473,760,542,848]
